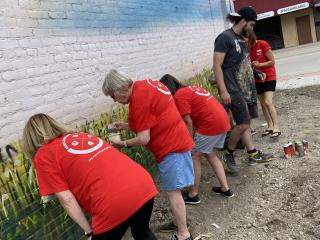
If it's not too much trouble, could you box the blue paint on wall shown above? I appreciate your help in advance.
[39,0,219,31]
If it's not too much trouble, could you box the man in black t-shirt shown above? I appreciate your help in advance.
[213,6,273,174]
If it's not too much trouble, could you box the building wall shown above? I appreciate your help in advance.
[281,8,317,47]
[0,0,228,146]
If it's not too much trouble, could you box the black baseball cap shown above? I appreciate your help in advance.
[229,6,257,22]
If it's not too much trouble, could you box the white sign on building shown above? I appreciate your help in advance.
[257,11,275,20]
[277,2,309,15]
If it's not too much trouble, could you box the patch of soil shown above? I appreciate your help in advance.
[127,85,320,240]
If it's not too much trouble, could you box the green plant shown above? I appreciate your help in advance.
[0,143,83,240]
[187,68,219,99]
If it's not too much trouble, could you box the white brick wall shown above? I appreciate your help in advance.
[0,0,228,146]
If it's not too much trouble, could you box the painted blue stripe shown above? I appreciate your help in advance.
[38,0,220,30]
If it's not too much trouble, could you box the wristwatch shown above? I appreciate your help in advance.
[85,231,93,238]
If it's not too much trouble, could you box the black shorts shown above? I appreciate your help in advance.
[255,80,276,95]
[227,92,251,125]
[248,101,258,119]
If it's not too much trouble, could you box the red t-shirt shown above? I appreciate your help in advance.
[250,40,276,82]
[34,132,158,234]
[174,86,230,136]
[128,80,194,163]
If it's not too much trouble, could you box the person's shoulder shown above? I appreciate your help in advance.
[258,40,271,48]
[34,139,60,164]
[216,29,233,40]
[177,86,190,93]
[174,86,190,97]
[132,79,149,92]
[133,79,147,87]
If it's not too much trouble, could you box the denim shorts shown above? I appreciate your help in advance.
[158,151,194,192]
[193,132,227,154]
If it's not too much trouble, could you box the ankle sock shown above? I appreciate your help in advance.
[227,148,234,154]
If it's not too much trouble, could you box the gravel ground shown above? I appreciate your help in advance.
[126,85,320,240]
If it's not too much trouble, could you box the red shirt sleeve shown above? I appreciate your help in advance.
[34,150,69,196]
[174,89,192,116]
[129,89,158,133]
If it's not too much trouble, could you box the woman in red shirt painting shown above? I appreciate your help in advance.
[102,69,194,240]
[160,74,234,204]
[248,31,281,138]
[22,113,158,240]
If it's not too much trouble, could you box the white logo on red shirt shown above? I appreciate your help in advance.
[147,79,171,95]
[62,133,104,155]
[189,86,210,97]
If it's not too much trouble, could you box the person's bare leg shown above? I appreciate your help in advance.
[263,92,280,132]
[188,152,202,197]
[258,94,273,130]
[241,127,255,151]
[228,123,250,150]
[167,190,191,240]
[207,150,229,191]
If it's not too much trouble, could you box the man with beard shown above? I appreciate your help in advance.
[213,6,273,174]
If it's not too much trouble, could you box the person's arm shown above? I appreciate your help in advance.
[55,190,92,236]
[110,129,150,147]
[252,49,275,68]
[114,122,130,130]
[213,52,231,105]
[253,69,266,81]
[182,115,193,136]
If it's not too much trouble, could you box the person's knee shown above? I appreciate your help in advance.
[234,123,250,132]
[192,152,202,160]
[262,94,273,106]
[263,99,273,107]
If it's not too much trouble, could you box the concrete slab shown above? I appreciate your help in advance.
[273,42,320,90]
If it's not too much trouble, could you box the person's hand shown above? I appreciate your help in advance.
[113,122,128,130]
[220,91,231,105]
[261,72,266,81]
[109,139,125,148]
[252,61,261,68]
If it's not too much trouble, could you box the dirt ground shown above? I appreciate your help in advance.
[140,85,320,240]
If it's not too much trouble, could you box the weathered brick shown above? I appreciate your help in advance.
[48,11,67,19]
[0,39,19,49]
[2,69,28,81]
[9,28,34,37]
[27,10,49,19]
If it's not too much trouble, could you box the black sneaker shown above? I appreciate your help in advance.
[182,192,201,205]
[159,221,177,232]
[248,150,274,165]
[171,234,193,240]
[159,221,190,233]
[212,186,234,198]
[222,151,239,173]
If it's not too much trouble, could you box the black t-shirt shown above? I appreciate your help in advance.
[214,29,256,104]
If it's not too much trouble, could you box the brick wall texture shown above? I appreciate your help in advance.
[0,0,228,146]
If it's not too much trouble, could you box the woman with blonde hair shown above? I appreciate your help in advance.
[248,31,281,138]
[22,113,158,240]
[102,69,194,240]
